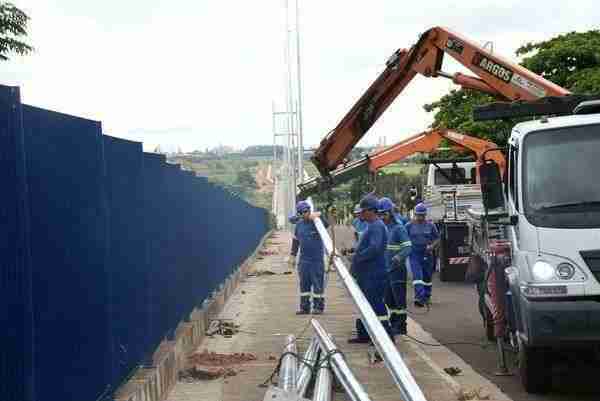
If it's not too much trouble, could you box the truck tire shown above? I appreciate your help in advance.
[519,345,552,394]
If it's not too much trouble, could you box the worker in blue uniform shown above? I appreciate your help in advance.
[406,203,440,307]
[348,194,394,343]
[342,204,368,257]
[351,203,368,241]
[393,205,409,226]
[378,197,412,335]
[289,200,328,315]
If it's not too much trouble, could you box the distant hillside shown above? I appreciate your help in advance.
[169,153,274,210]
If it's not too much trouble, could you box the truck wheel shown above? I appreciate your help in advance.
[519,345,552,394]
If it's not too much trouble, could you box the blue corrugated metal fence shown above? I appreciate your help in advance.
[0,85,269,401]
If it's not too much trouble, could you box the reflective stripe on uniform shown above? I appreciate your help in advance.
[300,292,312,297]
[312,293,324,298]
[378,315,389,321]
[389,308,407,315]
[423,282,433,287]
[413,280,425,286]
[387,241,412,251]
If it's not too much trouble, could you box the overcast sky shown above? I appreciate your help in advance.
[4,1,600,152]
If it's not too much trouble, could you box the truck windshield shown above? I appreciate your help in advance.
[523,123,600,228]
[434,168,468,185]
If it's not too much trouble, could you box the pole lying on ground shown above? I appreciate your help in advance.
[312,348,333,401]
[306,199,428,401]
[311,319,372,401]
[296,337,320,396]
[279,334,298,392]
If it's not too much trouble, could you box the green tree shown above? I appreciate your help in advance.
[517,30,600,93]
[0,2,33,61]
[424,29,600,148]
[423,89,518,147]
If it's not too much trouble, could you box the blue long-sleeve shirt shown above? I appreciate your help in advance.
[291,217,329,263]
[351,217,368,243]
[405,220,439,251]
[393,212,409,226]
[351,218,388,276]
[384,218,412,271]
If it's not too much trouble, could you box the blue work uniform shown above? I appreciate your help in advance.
[351,217,368,243]
[351,219,394,341]
[406,220,439,304]
[291,218,328,312]
[393,212,409,226]
[383,216,412,335]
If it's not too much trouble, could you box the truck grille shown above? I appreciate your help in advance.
[580,250,600,283]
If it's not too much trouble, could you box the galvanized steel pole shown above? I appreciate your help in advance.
[307,198,428,401]
[312,352,333,401]
[279,334,298,392]
[311,319,372,401]
[296,337,320,396]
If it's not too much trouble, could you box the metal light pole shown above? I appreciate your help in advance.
[295,0,304,184]
[311,320,372,401]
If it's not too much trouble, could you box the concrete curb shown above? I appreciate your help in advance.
[406,316,514,401]
[113,230,274,401]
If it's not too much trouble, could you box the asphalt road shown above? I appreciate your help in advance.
[333,224,600,401]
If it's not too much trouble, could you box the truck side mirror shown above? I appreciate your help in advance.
[479,159,505,211]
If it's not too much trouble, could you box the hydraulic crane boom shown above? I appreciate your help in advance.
[298,128,504,199]
[311,26,570,176]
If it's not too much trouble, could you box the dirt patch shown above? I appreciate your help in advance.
[189,350,257,366]
[255,165,274,194]
[259,250,279,256]
[179,366,237,381]
[180,350,258,381]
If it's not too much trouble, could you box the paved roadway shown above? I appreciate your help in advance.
[333,224,600,401]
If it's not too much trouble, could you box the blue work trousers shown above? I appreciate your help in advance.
[384,252,409,335]
[355,271,394,341]
[409,248,433,303]
[298,259,325,312]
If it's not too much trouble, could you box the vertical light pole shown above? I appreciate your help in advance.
[284,0,297,215]
[295,0,304,184]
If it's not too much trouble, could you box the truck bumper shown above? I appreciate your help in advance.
[521,295,600,347]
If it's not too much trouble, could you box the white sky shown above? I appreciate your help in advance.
[4,1,600,152]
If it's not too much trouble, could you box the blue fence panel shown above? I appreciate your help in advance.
[186,176,214,307]
[141,152,170,349]
[159,163,185,334]
[23,106,113,401]
[103,136,148,382]
[1,84,270,400]
[0,86,35,401]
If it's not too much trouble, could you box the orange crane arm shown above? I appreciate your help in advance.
[297,129,504,198]
[312,26,570,176]
[367,128,505,176]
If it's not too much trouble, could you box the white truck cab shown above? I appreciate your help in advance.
[425,161,477,186]
[506,113,600,335]
[423,161,482,221]
[479,111,600,393]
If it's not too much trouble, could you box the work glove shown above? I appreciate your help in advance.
[288,255,297,268]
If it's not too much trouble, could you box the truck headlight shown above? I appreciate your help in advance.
[532,261,554,281]
[556,263,576,280]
